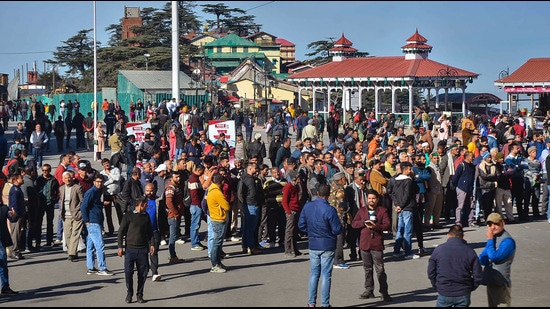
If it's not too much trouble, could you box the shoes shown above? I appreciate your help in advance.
[294,251,303,256]
[381,293,393,302]
[469,222,479,228]
[168,257,184,264]
[175,239,186,245]
[54,239,63,244]
[231,236,241,242]
[1,289,19,295]
[248,248,262,255]
[548,218,550,224]
[219,262,227,270]
[284,253,296,258]
[418,248,431,256]
[97,269,114,276]
[87,268,99,275]
[125,294,132,303]
[137,296,146,303]
[404,254,420,260]
[359,291,374,299]
[67,255,78,262]
[210,265,227,273]
[152,274,162,282]
[160,240,167,246]
[333,263,351,269]
[191,243,207,250]
[259,240,271,248]
[392,252,404,258]
[348,255,358,262]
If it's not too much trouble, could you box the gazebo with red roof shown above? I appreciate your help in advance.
[287,29,479,126]
[494,58,550,115]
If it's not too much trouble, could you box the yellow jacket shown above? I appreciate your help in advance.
[206,183,230,223]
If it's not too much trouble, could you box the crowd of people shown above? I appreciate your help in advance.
[0,96,529,306]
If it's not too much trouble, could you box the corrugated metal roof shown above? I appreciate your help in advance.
[204,33,260,47]
[212,61,242,67]
[208,52,266,59]
[275,38,295,46]
[287,56,478,79]
[118,70,193,89]
[496,58,550,83]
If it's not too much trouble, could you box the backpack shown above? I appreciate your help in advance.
[182,181,192,208]
[3,158,17,176]
[201,187,209,216]
[353,112,361,123]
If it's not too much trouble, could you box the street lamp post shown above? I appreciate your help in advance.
[499,67,510,113]
[192,68,201,108]
[144,53,150,71]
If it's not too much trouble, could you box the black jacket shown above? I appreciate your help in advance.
[387,174,418,211]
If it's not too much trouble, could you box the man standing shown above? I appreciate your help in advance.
[479,213,516,307]
[428,225,483,307]
[298,184,343,308]
[35,163,59,247]
[244,113,254,143]
[281,169,302,257]
[83,112,95,151]
[351,189,392,302]
[143,183,163,282]
[238,163,263,255]
[81,174,114,276]
[328,172,350,269]
[30,123,48,167]
[206,173,231,273]
[59,171,84,261]
[53,115,66,153]
[452,151,478,227]
[117,196,155,304]
[7,174,26,260]
[100,158,122,236]
[0,200,18,294]
[189,165,207,251]
[165,172,185,264]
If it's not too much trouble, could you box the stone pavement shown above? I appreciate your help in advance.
[1,120,549,306]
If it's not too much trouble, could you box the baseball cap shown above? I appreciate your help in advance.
[155,163,168,173]
[354,168,366,178]
[332,172,346,181]
[287,170,299,181]
[77,161,88,170]
[486,212,504,225]
[255,132,262,140]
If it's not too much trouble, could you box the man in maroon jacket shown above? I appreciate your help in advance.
[282,170,302,257]
[351,189,392,302]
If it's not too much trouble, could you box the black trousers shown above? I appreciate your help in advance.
[124,247,150,298]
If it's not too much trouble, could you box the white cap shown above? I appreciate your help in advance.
[155,164,168,172]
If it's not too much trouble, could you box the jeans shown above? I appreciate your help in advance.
[210,220,226,267]
[435,294,471,307]
[394,210,413,256]
[32,147,43,167]
[189,205,203,247]
[0,240,9,291]
[207,216,213,258]
[308,250,335,307]
[168,216,181,258]
[242,205,259,250]
[85,223,108,271]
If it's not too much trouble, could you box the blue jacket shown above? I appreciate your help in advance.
[413,166,431,194]
[298,197,343,251]
[81,185,105,226]
[452,161,476,194]
[487,135,499,151]
[504,154,528,180]
[427,237,483,297]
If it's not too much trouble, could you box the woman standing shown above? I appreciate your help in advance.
[169,123,177,160]
[95,122,106,161]
[437,113,451,142]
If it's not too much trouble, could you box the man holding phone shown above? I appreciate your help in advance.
[351,189,392,302]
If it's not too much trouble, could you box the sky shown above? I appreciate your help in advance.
[2,1,550,103]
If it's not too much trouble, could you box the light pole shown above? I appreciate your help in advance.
[144,53,150,71]
[499,67,510,113]
[192,68,201,108]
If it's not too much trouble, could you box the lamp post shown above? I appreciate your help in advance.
[437,66,458,112]
[144,53,150,71]
[498,67,510,113]
[192,68,201,108]
[209,66,216,105]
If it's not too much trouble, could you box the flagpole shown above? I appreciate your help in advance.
[93,1,98,160]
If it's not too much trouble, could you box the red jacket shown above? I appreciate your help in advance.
[282,182,300,214]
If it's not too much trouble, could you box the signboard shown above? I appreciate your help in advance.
[126,122,151,144]
[504,86,550,93]
[208,120,236,148]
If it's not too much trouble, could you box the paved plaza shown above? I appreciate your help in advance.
[1,119,549,307]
